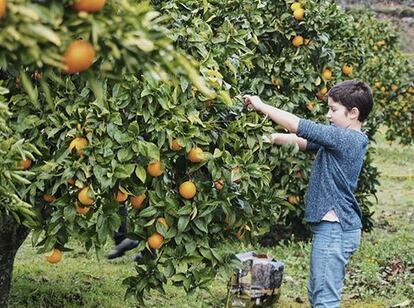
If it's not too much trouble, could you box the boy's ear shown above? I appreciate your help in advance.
[349,107,360,120]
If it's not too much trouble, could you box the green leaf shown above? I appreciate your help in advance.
[135,165,147,183]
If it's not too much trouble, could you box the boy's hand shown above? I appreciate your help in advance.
[243,95,264,112]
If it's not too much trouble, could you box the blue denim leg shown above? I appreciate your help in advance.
[307,221,361,308]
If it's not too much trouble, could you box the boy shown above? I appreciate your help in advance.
[244,80,373,307]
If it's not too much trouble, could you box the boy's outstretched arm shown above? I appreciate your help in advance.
[244,95,300,133]
[264,133,308,151]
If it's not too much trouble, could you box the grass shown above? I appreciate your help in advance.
[10,129,414,307]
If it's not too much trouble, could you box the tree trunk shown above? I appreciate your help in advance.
[0,214,30,308]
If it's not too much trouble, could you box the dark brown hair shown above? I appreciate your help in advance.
[328,80,373,122]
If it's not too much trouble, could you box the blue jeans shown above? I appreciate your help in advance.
[308,221,361,307]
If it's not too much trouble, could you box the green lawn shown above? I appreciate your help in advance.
[10,130,414,307]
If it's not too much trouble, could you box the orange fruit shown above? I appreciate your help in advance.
[322,68,332,80]
[75,201,90,215]
[292,35,303,47]
[148,232,164,249]
[187,147,204,163]
[214,179,224,191]
[306,101,314,111]
[288,195,298,205]
[271,78,282,87]
[179,181,197,199]
[63,40,96,74]
[316,87,328,100]
[157,217,169,230]
[170,139,183,151]
[131,194,146,209]
[293,8,304,20]
[72,0,106,12]
[20,158,32,170]
[69,137,88,156]
[147,160,163,177]
[78,186,94,206]
[391,84,398,92]
[114,190,128,203]
[0,0,6,19]
[46,248,62,264]
[342,64,353,76]
[42,194,57,203]
[290,2,302,11]
[374,81,382,89]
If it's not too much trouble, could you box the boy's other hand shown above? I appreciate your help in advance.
[243,95,263,112]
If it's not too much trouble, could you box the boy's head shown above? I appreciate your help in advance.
[327,80,373,123]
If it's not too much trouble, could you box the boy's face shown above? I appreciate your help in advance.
[326,97,356,128]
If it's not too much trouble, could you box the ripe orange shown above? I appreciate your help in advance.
[78,186,94,206]
[214,179,224,191]
[306,101,314,111]
[292,35,303,47]
[63,40,96,74]
[131,193,146,209]
[179,181,197,199]
[147,160,163,177]
[293,8,304,20]
[20,158,32,170]
[46,248,62,264]
[322,68,332,80]
[75,201,90,215]
[187,147,204,163]
[114,190,128,203]
[290,2,302,11]
[42,194,57,203]
[271,78,282,87]
[72,0,106,12]
[170,139,183,151]
[157,217,169,230]
[0,0,6,19]
[148,232,164,249]
[342,64,353,76]
[288,195,298,205]
[69,137,88,156]
[316,87,328,100]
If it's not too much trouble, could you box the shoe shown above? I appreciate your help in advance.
[107,238,139,260]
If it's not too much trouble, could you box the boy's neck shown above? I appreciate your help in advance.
[348,121,362,132]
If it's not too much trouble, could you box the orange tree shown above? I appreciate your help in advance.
[1,0,414,305]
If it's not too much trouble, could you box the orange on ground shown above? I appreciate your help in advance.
[187,147,204,163]
[179,181,197,199]
[293,8,304,20]
[157,217,169,230]
[75,201,90,215]
[69,137,88,156]
[147,160,163,177]
[292,35,303,47]
[214,179,224,191]
[170,139,183,151]
[131,194,146,209]
[42,194,57,203]
[46,248,62,264]
[20,158,32,170]
[342,64,353,76]
[72,0,106,12]
[63,40,95,74]
[114,190,128,203]
[322,68,332,80]
[0,0,6,19]
[78,186,94,206]
[148,232,164,249]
